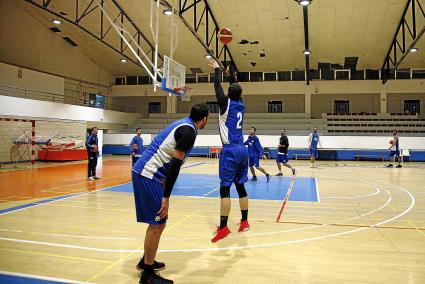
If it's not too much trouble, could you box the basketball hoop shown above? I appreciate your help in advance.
[173,86,192,96]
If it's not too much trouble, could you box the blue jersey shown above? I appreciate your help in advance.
[244,135,263,158]
[85,134,98,151]
[309,132,320,149]
[130,135,143,156]
[219,98,245,145]
[132,117,196,182]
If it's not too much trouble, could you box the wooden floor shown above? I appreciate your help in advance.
[0,156,424,283]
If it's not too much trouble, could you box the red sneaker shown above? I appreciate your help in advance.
[211,226,231,243]
[238,220,250,232]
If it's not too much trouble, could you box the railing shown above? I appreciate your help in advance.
[0,84,136,113]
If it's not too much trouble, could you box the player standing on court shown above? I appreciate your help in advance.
[132,104,209,284]
[130,127,143,166]
[386,130,402,168]
[276,129,296,176]
[244,127,271,182]
[308,127,322,168]
[209,59,250,243]
[85,127,100,180]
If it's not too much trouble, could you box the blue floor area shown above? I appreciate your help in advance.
[105,173,319,202]
[0,274,67,284]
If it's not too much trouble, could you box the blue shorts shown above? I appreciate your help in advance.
[248,156,260,167]
[390,150,400,158]
[277,153,288,163]
[310,148,318,158]
[132,171,166,225]
[219,144,249,187]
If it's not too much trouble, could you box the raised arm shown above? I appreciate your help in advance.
[209,59,228,112]
[227,64,237,85]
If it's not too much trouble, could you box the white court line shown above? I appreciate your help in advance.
[315,177,320,202]
[0,270,94,284]
[321,180,381,199]
[0,186,408,252]
[0,181,129,216]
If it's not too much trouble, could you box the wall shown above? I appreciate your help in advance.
[311,93,380,117]
[0,95,140,124]
[111,79,425,116]
[0,0,112,87]
[0,119,86,163]
[387,93,425,114]
[103,133,425,150]
[110,96,168,115]
[0,62,64,95]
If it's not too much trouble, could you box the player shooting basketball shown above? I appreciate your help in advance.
[209,59,250,243]
[386,130,402,168]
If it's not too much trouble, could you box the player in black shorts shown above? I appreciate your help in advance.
[276,129,295,176]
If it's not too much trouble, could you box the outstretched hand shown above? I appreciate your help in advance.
[208,59,220,69]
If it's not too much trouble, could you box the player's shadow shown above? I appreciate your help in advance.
[179,234,250,284]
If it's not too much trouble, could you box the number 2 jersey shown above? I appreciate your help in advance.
[219,98,245,145]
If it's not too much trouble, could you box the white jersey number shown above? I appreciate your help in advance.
[236,112,243,129]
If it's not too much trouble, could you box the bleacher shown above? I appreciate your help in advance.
[111,113,327,136]
[324,113,425,134]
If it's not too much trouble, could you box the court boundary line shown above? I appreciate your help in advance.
[315,177,320,202]
[0,270,94,284]
[0,162,205,216]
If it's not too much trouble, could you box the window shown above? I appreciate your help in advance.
[115,77,125,85]
[334,100,350,114]
[206,101,219,113]
[277,71,291,81]
[268,101,283,113]
[250,72,263,82]
[404,100,420,115]
[264,72,277,81]
[138,76,150,85]
[292,70,305,81]
[148,102,161,114]
[126,76,137,85]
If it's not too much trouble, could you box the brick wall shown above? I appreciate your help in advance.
[0,118,86,163]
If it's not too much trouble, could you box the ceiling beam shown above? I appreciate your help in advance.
[381,0,425,84]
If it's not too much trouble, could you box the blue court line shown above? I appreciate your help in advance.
[0,162,206,216]
[0,194,77,215]
[106,173,319,202]
[0,273,83,284]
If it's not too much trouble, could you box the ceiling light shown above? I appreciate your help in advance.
[51,19,62,25]
[205,54,212,59]
[120,58,127,63]
[303,50,311,55]
[409,47,418,53]
[298,0,311,6]
[163,9,173,16]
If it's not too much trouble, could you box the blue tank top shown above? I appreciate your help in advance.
[219,98,245,145]
[132,117,196,182]
[311,133,319,149]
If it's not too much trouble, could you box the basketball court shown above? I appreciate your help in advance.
[1,0,425,283]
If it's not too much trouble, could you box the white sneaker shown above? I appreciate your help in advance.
[88,177,95,181]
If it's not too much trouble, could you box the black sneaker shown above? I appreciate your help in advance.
[396,164,402,168]
[275,173,283,176]
[140,272,173,284]
[292,168,296,175]
[386,164,394,168]
[137,258,166,271]
[266,174,271,183]
[250,176,257,182]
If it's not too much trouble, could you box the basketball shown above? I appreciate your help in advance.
[389,140,394,145]
[219,28,233,45]
[133,143,139,150]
